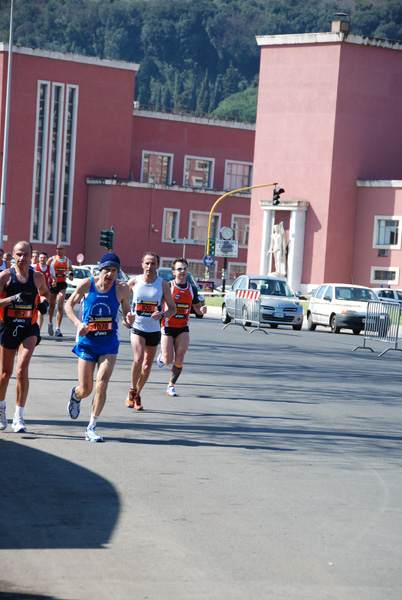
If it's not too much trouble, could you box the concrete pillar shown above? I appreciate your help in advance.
[287,209,306,292]
[260,210,275,275]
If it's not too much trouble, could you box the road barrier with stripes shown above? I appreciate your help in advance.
[222,288,267,334]
[353,300,402,356]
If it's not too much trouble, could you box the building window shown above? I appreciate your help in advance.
[59,85,78,244]
[184,156,214,188]
[163,209,180,241]
[188,260,217,281]
[45,83,64,243]
[31,81,50,242]
[231,215,249,247]
[228,263,246,282]
[373,216,401,249]
[224,161,252,191]
[370,266,399,285]
[141,152,172,185]
[189,211,220,244]
[31,81,78,246]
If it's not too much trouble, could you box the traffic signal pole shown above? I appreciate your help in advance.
[205,182,278,279]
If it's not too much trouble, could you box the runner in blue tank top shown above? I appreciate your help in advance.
[65,253,131,442]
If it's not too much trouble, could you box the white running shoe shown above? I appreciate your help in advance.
[67,386,81,419]
[0,406,7,430]
[166,385,178,397]
[48,323,54,336]
[156,350,164,368]
[12,416,27,433]
[55,328,63,337]
[85,425,104,442]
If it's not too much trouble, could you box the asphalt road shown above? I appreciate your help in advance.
[1,313,401,600]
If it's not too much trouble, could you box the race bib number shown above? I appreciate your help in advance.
[174,303,190,319]
[136,300,158,317]
[87,316,113,337]
[7,308,33,319]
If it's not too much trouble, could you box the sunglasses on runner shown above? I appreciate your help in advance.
[176,267,188,271]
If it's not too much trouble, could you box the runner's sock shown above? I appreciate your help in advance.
[14,406,24,419]
[170,363,183,384]
[89,414,99,428]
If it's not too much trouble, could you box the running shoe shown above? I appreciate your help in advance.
[12,416,27,433]
[48,323,54,336]
[166,385,178,397]
[55,328,63,337]
[0,406,7,430]
[134,394,143,411]
[67,386,81,420]
[125,389,136,409]
[156,350,164,368]
[85,425,104,442]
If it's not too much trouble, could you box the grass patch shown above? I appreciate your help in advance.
[204,295,224,307]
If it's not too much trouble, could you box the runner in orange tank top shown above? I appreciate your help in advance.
[156,258,207,397]
[47,244,73,338]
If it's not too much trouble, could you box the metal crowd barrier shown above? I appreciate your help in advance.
[223,289,267,334]
[353,300,402,356]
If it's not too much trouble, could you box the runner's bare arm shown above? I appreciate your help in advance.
[151,279,176,321]
[193,302,207,316]
[65,278,92,336]
[117,282,133,328]
[0,270,13,308]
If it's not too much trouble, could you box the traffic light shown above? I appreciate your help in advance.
[205,238,215,256]
[100,227,114,250]
[273,187,285,206]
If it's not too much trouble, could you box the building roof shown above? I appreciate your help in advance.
[256,32,402,52]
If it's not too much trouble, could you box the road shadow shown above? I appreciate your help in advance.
[0,440,119,550]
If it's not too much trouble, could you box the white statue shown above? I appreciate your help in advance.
[267,222,287,276]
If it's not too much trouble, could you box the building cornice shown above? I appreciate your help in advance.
[259,198,309,211]
[86,178,252,197]
[0,43,140,71]
[133,109,255,130]
[256,32,402,52]
[357,180,402,188]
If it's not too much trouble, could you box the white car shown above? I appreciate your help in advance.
[66,266,92,298]
[307,283,383,334]
[371,288,402,304]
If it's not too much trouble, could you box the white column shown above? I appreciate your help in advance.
[287,209,306,292]
[260,210,274,275]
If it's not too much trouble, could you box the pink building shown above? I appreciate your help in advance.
[249,27,402,292]
[0,44,254,283]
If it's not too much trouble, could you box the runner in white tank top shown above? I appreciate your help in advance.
[123,252,176,411]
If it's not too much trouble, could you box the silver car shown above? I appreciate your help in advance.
[222,275,304,330]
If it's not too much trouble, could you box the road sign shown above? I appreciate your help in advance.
[76,253,84,264]
[203,254,215,267]
[171,238,199,245]
[215,240,239,258]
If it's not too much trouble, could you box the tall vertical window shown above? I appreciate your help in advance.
[31,82,50,241]
[60,85,78,244]
[232,215,250,246]
[142,152,172,185]
[224,161,253,191]
[163,209,179,241]
[184,156,214,188]
[31,81,78,246]
[45,84,64,242]
[189,211,220,243]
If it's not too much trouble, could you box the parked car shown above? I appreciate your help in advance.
[66,266,92,298]
[221,275,304,330]
[157,267,205,318]
[307,283,386,334]
[371,288,402,305]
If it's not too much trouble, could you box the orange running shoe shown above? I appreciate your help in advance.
[125,389,137,409]
[134,393,143,411]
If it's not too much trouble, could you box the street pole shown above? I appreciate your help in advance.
[0,0,14,248]
[204,182,277,280]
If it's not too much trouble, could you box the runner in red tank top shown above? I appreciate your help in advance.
[47,245,73,338]
[35,252,56,331]
[156,258,207,397]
